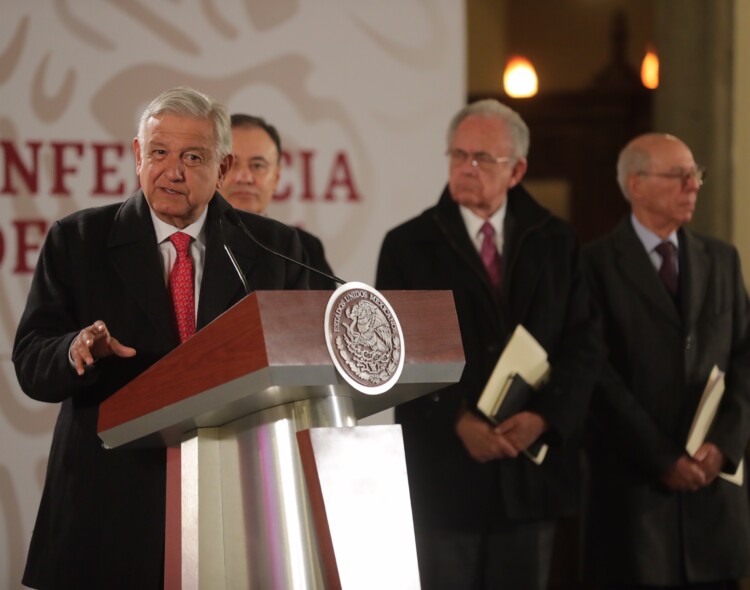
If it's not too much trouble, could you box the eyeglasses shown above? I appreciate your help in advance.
[447,148,512,171]
[638,166,706,189]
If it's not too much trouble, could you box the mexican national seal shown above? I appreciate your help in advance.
[324,282,405,395]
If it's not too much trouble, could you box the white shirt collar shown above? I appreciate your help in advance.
[150,207,208,246]
[630,213,678,254]
[459,200,507,254]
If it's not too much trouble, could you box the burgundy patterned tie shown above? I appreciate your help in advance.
[168,232,195,343]
[655,241,678,296]
[480,221,502,296]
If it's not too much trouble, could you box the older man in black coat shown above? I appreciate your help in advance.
[583,133,750,589]
[13,87,308,589]
[376,99,602,590]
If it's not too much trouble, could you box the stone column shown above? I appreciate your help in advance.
[654,0,734,239]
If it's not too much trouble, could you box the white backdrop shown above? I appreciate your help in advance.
[0,1,465,587]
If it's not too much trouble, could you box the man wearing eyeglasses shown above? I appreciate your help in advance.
[375,99,603,589]
[583,133,750,589]
[222,114,336,289]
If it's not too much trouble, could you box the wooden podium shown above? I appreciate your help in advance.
[98,290,463,590]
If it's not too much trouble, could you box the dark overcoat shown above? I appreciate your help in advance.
[297,227,337,289]
[582,218,750,585]
[13,191,308,589]
[375,185,602,530]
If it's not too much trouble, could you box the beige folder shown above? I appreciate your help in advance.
[477,324,550,464]
[685,365,743,486]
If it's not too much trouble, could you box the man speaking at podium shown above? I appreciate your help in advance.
[12,86,308,589]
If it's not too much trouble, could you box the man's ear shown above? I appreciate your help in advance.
[508,157,528,189]
[626,173,642,203]
[216,153,235,188]
[132,137,142,174]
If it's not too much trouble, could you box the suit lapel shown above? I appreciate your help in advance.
[680,228,710,334]
[107,192,176,346]
[433,197,497,302]
[502,204,549,323]
[612,219,681,328]
[434,187,552,325]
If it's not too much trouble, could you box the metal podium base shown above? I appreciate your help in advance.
[178,390,419,589]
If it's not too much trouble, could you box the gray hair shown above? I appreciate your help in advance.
[136,86,232,160]
[447,99,530,159]
[616,145,649,201]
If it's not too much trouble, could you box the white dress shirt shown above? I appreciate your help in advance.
[459,201,508,256]
[149,208,208,320]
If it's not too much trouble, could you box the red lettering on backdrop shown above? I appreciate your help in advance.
[2,141,41,195]
[323,151,361,202]
[14,219,48,273]
[2,142,361,202]
[92,143,126,196]
[51,142,84,196]
[271,149,365,203]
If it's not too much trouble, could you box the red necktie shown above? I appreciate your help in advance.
[655,241,678,295]
[165,233,195,587]
[480,221,502,296]
[168,232,195,343]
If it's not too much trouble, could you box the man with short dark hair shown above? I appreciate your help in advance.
[223,113,336,289]
[583,132,750,589]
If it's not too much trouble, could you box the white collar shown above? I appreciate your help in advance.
[150,207,208,245]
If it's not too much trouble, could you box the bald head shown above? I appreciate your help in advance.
[617,133,686,200]
[617,133,702,237]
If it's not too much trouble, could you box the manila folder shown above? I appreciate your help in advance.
[477,325,549,421]
[685,365,744,485]
[685,365,725,457]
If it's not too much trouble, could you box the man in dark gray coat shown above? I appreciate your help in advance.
[583,132,750,589]
[222,113,336,289]
[13,87,308,589]
[376,99,602,590]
